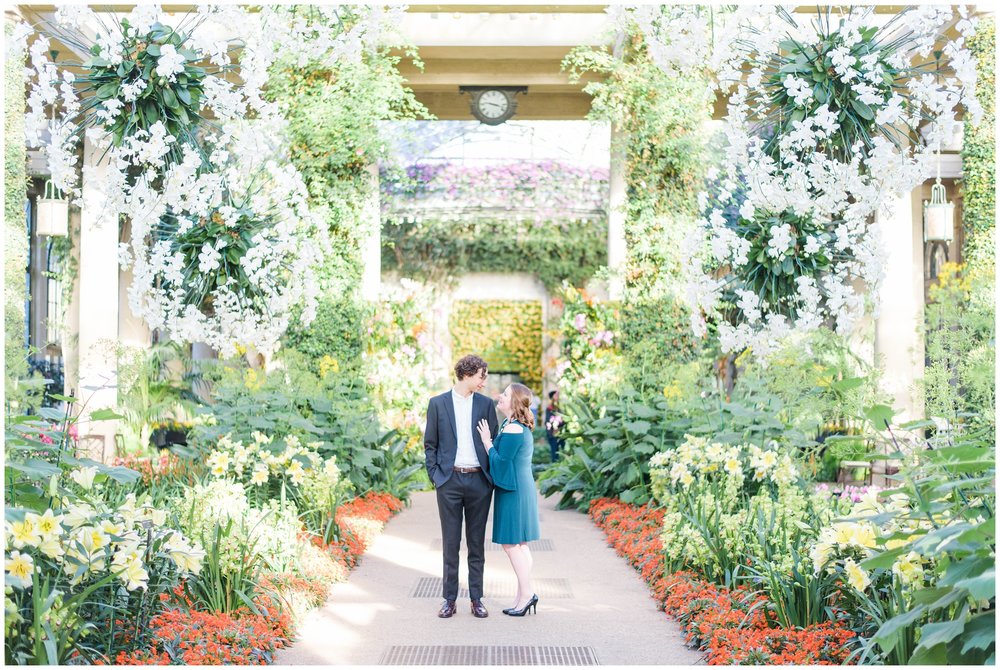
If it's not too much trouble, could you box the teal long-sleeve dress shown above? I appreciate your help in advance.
[489,419,541,545]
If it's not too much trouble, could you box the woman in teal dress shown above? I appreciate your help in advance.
[476,383,541,617]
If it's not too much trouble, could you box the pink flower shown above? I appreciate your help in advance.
[573,313,587,333]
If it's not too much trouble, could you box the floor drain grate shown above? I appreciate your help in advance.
[410,577,573,599]
[380,645,599,665]
[431,538,555,551]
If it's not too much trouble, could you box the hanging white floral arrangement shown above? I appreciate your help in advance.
[622,5,981,357]
[14,4,402,356]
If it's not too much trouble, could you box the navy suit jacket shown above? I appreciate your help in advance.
[424,390,498,487]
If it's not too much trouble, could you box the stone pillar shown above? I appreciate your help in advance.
[607,124,627,300]
[76,136,119,460]
[117,222,150,349]
[873,186,925,424]
[361,162,381,301]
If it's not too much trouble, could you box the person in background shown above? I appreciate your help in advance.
[544,390,565,462]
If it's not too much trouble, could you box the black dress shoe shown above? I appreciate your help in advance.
[471,599,489,618]
[438,600,457,618]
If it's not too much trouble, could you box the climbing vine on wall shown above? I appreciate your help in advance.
[563,34,711,298]
[5,23,29,406]
[267,27,429,367]
[562,27,712,386]
[451,300,543,391]
[961,19,995,281]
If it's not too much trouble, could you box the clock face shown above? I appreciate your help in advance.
[477,90,510,120]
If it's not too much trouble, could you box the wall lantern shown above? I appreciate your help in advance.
[923,177,955,243]
[36,179,69,237]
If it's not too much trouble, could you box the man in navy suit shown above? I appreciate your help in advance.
[424,354,499,619]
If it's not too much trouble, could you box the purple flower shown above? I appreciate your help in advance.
[574,313,587,333]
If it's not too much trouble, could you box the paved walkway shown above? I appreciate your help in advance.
[276,490,703,665]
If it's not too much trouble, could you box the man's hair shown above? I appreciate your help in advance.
[455,354,488,381]
[548,390,558,399]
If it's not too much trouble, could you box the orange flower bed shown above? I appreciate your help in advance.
[589,498,855,665]
[335,491,406,557]
[115,493,404,665]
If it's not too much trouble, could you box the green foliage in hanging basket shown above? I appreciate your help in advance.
[152,186,285,315]
[759,10,931,162]
[77,20,208,156]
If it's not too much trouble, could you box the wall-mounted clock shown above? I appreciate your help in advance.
[460,86,527,126]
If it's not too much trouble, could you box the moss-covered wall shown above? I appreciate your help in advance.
[451,300,543,391]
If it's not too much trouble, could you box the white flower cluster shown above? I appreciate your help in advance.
[627,5,981,356]
[118,138,326,357]
[17,5,400,356]
[173,478,302,575]
[5,488,204,593]
[207,431,343,506]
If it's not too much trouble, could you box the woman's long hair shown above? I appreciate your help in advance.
[508,383,535,430]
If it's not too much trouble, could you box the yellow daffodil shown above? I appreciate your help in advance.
[851,523,878,549]
[100,519,124,537]
[207,450,231,477]
[250,466,269,486]
[832,522,856,546]
[77,526,109,552]
[62,503,95,529]
[38,535,65,560]
[7,518,42,549]
[287,460,306,486]
[844,558,871,591]
[892,552,925,587]
[5,551,33,589]
[810,541,833,573]
[33,509,64,538]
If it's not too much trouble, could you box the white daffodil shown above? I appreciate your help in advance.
[70,466,98,490]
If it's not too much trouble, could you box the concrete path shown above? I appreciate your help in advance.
[276,490,703,665]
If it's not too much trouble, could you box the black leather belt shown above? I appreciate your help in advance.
[453,466,482,473]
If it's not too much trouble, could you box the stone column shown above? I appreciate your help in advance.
[873,186,925,423]
[75,136,120,461]
[607,124,627,300]
[361,162,381,301]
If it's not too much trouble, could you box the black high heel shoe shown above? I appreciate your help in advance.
[506,594,538,617]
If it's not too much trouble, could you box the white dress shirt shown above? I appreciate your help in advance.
[451,388,481,468]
